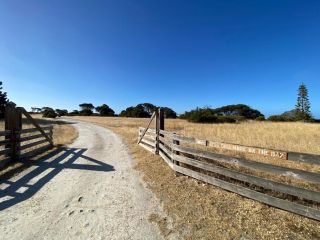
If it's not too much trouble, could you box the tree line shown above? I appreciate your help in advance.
[35,103,177,119]
[0,81,317,123]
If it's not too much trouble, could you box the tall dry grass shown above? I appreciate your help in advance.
[68,116,320,154]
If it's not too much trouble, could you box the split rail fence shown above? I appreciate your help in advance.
[138,108,320,221]
[0,105,53,168]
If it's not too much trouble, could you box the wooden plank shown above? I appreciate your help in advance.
[173,145,320,184]
[0,148,11,156]
[159,142,172,158]
[0,157,12,169]
[141,138,156,147]
[288,152,320,165]
[160,130,288,160]
[159,136,173,148]
[0,139,11,146]
[0,130,11,136]
[138,142,156,154]
[208,141,287,160]
[140,131,156,140]
[20,126,52,134]
[20,139,48,151]
[159,149,175,169]
[5,106,22,160]
[20,144,52,158]
[173,165,320,221]
[137,111,156,144]
[173,154,320,203]
[18,107,53,146]
[139,127,156,135]
[20,133,44,142]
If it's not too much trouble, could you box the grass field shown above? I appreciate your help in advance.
[68,116,320,240]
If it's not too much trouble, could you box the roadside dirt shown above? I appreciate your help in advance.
[0,120,164,240]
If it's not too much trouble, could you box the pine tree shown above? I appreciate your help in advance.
[295,83,312,121]
[0,81,9,118]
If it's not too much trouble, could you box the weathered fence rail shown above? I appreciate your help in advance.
[138,108,320,221]
[0,106,54,168]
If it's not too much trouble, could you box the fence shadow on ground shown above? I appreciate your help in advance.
[0,147,114,211]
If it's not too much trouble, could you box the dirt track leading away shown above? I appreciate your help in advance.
[0,120,163,240]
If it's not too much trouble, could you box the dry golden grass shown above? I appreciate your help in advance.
[68,116,320,240]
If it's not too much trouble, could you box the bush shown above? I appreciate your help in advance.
[181,104,264,123]
[42,108,57,118]
[55,109,68,117]
[79,109,93,116]
[267,115,287,122]
[95,104,115,116]
[120,103,177,118]
[68,110,79,116]
[255,116,265,121]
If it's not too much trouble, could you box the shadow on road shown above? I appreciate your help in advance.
[0,147,114,211]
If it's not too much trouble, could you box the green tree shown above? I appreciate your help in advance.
[162,107,177,119]
[95,104,115,116]
[0,82,9,118]
[42,107,57,118]
[56,109,68,117]
[79,103,94,116]
[295,83,312,121]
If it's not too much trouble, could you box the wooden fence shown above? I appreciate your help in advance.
[138,108,320,221]
[0,105,53,168]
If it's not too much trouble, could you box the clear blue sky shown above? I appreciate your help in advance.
[1,0,319,116]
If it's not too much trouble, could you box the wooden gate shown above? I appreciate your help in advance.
[0,105,53,168]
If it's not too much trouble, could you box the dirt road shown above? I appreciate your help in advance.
[0,120,163,240]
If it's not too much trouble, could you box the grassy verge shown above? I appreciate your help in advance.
[70,116,320,239]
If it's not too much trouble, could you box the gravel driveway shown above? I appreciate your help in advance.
[0,120,163,240]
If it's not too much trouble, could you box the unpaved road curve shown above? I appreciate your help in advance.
[0,120,163,240]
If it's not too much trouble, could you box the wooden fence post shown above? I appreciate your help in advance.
[5,105,22,160]
[155,109,160,154]
[155,108,164,155]
[172,134,180,166]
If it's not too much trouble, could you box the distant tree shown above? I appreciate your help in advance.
[42,107,57,118]
[42,107,52,113]
[0,82,9,118]
[181,104,263,123]
[120,104,150,118]
[31,107,42,113]
[139,103,157,116]
[68,110,79,116]
[55,109,68,117]
[295,83,312,121]
[95,104,115,116]
[162,107,177,119]
[212,104,264,119]
[79,103,94,116]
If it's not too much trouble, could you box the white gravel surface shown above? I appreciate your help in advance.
[0,120,163,240]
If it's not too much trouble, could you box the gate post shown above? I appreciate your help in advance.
[155,108,164,155]
[5,105,22,160]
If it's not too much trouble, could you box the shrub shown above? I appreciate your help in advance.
[255,116,265,121]
[181,104,264,123]
[68,110,79,116]
[55,109,68,117]
[267,115,287,122]
[95,104,115,116]
[120,103,177,118]
[42,108,57,118]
